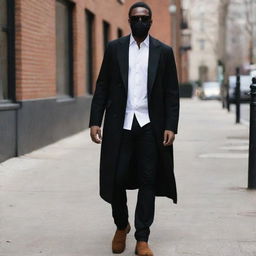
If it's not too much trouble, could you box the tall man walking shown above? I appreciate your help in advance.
[89,2,180,256]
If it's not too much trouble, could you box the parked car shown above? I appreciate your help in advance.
[228,75,251,103]
[199,81,221,100]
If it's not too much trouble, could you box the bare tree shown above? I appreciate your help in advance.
[218,0,230,107]
[218,0,230,65]
[243,0,254,64]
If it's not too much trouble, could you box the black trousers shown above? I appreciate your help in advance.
[111,114,158,242]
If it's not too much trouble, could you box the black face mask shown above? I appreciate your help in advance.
[130,19,151,38]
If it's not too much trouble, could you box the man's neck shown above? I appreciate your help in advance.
[133,34,148,48]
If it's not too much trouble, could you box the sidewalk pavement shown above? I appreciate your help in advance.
[1,98,256,256]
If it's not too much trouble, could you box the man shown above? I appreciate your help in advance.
[89,2,179,256]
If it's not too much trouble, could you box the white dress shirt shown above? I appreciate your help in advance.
[123,34,150,130]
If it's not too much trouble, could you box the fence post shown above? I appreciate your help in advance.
[248,77,256,189]
[235,67,241,124]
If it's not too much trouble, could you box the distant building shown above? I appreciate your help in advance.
[226,0,255,75]
[183,0,219,83]
[0,0,183,162]
[253,0,256,65]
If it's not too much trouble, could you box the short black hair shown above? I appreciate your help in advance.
[128,2,152,18]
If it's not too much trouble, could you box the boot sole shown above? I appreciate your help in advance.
[134,248,154,256]
[134,252,153,256]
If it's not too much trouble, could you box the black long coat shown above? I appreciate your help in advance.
[89,34,180,204]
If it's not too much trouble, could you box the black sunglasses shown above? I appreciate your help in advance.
[130,15,151,23]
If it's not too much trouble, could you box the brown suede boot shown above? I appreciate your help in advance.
[112,223,131,254]
[135,241,154,256]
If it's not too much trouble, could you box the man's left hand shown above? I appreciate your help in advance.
[163,130,175,146]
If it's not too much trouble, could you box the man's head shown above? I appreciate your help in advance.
[128,2,152,39]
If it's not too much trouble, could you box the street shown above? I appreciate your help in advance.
[0,98,256,256]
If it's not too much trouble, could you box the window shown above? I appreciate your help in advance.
[198,39,205,50]
[85,10,95,95]
[117,28,123,38]
[0,0,15,102]
[0,0,8,101]
[103,21,110,51]
[56,0,74,98]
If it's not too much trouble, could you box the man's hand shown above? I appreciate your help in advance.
[90,126,102,144]
[163,130,175,146]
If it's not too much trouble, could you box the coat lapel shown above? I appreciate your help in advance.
[117,34,161,97]
[147,35,161,98]
[117,35,130,94]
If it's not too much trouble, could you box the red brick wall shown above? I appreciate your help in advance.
[15,0,56,100]
[15,0,181,100]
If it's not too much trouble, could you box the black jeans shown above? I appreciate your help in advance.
[111,114,158,242]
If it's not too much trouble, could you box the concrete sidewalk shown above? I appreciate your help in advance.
[1,98,256,256]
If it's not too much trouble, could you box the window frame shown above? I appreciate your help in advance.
[117,28,123,38]
[103,20,110,51]
[56,0,74,100]
[85,9,95,95]
[0,0,16,103]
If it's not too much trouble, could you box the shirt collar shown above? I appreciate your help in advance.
[129,34,150,47]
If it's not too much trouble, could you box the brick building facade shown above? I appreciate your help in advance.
[0,0,182,162]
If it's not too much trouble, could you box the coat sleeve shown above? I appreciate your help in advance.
[163,47,180,134]
[89,43,112,128]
